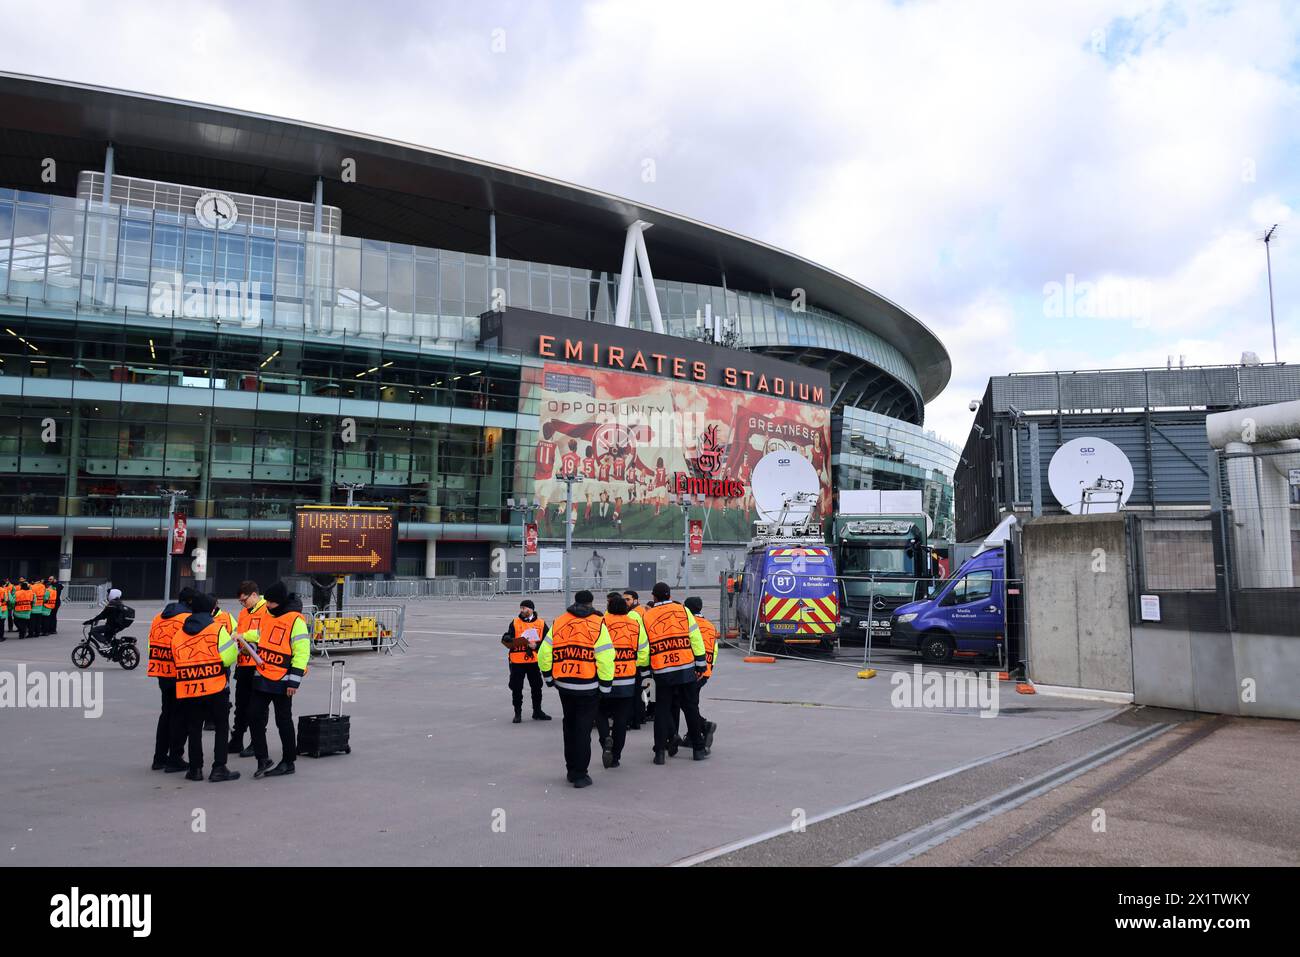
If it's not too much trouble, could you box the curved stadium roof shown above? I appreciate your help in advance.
[0,72,950,406]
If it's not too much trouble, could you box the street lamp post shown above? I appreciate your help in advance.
[1264,224,1279,363]
[555,473,584,599]
[332,483,366,613]
[338,482,366,507]
[507,496,540,593]
[678,497,693,591]
[159,487,187,601]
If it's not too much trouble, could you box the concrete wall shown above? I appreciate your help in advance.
[1133,625,1300,719]
[1022,513,1134,694]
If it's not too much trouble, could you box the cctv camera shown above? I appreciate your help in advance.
[968,399,980,412]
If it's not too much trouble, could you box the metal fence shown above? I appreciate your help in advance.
[1131,445,1300,635]
[304,602,407,658]
[723,572,1023,674]
[344,578,497,601]
[60,583,109,604]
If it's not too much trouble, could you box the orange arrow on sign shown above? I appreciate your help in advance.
[307,550,381,569]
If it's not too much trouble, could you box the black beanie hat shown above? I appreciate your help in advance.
[652,581,671,600]
[178,586,198,604]
[264,581,289,606]
[189,592,216,615]
[519,599,536,610]
[684,596,703,614]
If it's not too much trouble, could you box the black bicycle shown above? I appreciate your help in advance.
[71,622,140,670]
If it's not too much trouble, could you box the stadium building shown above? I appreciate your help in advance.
[0,73,954,596]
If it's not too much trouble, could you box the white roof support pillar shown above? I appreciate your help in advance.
[612,220,665,334]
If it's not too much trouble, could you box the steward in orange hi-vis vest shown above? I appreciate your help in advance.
[500,601,551,723]
[593,593,652,770]
[682,596,720,756]
[173,593,241,780]
[247,581,311,777]
[644,583,709,764]
[602,611,649,695]
[174,619,233,699]
[147,610,188,679]
[228,583,268,755]
[537,591,616,787]
[639,600,706,686]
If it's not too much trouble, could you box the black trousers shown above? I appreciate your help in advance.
[15,617,29,639]
[655,678,704,754]
[672,675,709,739]
[250,688,296,763]
[154,677,187,765]
[230,665,256,740]
[47,606,58,634]
[507,662,544,711]
[632,672,645,724]
[182,687,231,771]
[558,691,599,781]
[596,695,634,761]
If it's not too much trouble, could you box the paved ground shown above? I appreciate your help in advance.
[0,595,1119,866]
[906,715,1300,867]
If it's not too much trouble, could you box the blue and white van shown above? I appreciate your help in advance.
[889,516,1017,664]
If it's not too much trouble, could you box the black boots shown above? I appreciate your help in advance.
[162,760,188,773]
[653,752,666,765]
[253,759,275,778]
[512,708,522,724]
[208,765,240,782]
[262,760,294,778]
[532,708,551,721]
[184,768,204,781]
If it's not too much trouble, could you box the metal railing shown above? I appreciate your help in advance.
[343,578,497,600]
[729,573,1022,673]
[59,583,110,604]
[304,602,407,658]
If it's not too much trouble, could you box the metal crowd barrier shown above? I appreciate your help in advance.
[729,573,1022,674]
[305,602,407,658]
[60,583,109,604]
[344,578,497,601]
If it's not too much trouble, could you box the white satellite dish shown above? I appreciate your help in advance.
[1048,437,1134,515]
[751,451,820,524]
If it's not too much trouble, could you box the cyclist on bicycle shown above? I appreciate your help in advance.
[84,588,130,644]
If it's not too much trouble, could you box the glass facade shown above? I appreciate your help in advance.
[0,188,921,399]
[833,407,960,546]
[0,182,943,576]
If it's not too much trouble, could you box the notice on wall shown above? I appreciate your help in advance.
[1140,594,1161,622]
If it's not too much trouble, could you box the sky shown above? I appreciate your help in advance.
[3,0,1296,445]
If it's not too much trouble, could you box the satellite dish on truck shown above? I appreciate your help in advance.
[1048,437,1134,514]
[752,451,819,524]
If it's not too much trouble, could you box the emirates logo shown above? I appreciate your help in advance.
[696,424,724,478]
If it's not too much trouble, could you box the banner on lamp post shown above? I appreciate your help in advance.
[171,513,188,555]
[689,519,703,555]
[524,522,539,556]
